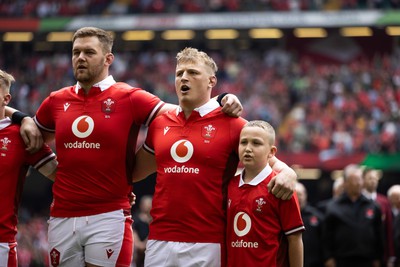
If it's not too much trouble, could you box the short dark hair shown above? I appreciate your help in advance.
[72,27,113,53]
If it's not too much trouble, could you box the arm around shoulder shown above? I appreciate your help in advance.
[218,93,243,117]
[5,106,44,153]
[5,106,19,118]
[268,156,297,200]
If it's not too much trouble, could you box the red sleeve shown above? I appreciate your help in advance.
[25,143,56,169]
[143,118,156,154]
[34,95,55,132]
[130,88,164,127]
[280,191,305,235]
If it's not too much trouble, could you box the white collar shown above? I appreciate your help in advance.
[74,75,116,94]
[362,190,377,200]
[239,163,273,187]
[176,99,220,117]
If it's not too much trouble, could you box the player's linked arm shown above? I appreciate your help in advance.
[268,156,297,200]
[132,146,157,183]
[5,106,43,153]
[217,93,243,117]
[37,158,58,182]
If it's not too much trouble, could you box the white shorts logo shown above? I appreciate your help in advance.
[233,212,251,237]
[72,115,95,138]
[170,140,194,163]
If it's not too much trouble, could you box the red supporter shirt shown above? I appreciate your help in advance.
[0,118,56,242]
[226,165,305,267]
[34,76,163,217]
[144,100,247,243]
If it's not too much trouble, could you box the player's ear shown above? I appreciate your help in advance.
[2,93,11,106]
[105,52,114,66]
[209,75,217,89]
[268,146,277,159]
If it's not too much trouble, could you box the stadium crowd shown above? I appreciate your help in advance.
[3,47,400,156]
[0,0,399,17]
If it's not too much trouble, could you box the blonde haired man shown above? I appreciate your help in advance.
[133,48,297,267]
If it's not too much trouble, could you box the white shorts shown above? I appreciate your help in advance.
[144,240,222,267]
[48,209,133,267]
[0,242,17,267]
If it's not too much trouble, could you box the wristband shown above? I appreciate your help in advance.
[216,93,228,107]
[11,111,29,125]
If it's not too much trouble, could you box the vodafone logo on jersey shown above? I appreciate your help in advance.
[164,140,199,174]
[72,115,94,138]
[170,140,194,163]
[64,115,100,149]
[233,212,251,237]
[231,211,259,248]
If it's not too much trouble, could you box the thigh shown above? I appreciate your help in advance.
[48,217,84,267]
[0,242,17,267]
[144,240,176,267]
[84,210,133,267]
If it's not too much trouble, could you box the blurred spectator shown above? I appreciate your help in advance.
[387,185,400,267]
[388,184,400,218]
[322,164,384,267]
[295,182,324,267]
[362,168,395,266]
[316,176,344,214]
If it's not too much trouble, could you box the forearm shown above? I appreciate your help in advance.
[6,106,31,126]
[46,169,57,182]
[267,156,297,200]
[287,233,304,267]
[38,159,58,182]
[132,147,157,182]
[9,111,44,153]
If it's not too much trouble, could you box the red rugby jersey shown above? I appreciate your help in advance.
[144,100,247,243]
[226,165,305,267]
[0,118,56,242]
[34,77,163,217]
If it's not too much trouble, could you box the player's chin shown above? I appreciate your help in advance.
[178,94,191,102]
[241,159,254,166]
[74,71,87,80]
